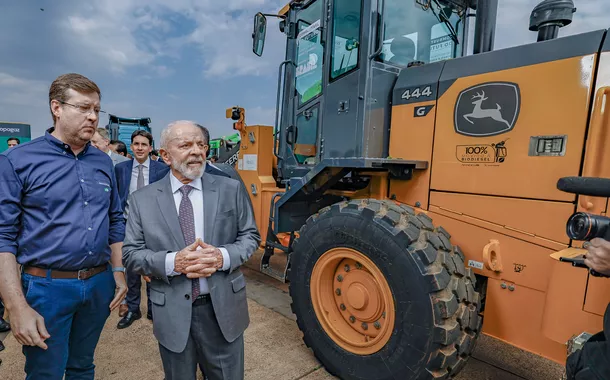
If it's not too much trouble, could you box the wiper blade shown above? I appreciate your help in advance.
[430,0,459,44]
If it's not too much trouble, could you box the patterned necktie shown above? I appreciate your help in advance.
[137,164,145,190]
[178,185,200,301]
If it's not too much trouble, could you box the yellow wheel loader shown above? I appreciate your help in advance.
[223,0,610,378]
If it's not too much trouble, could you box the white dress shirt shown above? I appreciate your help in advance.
[164,170,230,295]
[129,157,150,194]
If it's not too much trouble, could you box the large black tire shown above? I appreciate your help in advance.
[289,199,482,380]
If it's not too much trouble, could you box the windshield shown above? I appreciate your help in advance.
[380,0,465,67]
[294,0,324,106]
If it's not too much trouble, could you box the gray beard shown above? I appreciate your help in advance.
[172,159,205,180]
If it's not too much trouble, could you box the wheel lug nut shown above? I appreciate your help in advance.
[344,264,350,272]
[337,275,343,282]
[374,321,381,329]
[349,316,356,323]
[382,312,386,319]
[355,262,362,269]
[336,288,341,296]
[362,322,368,330]
[340,304,346,311]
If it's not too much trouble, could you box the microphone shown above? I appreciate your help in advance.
[557,176,610,198]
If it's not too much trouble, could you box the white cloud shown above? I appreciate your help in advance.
[0,73,52,135]
[0,73,48,107]
[63,14,156,74]
[56,0,286,79]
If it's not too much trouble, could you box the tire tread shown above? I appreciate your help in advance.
[289,199,482,380]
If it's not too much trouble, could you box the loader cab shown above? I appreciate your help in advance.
[253,0,470,181]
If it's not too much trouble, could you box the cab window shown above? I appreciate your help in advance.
[380,0,465,66]
[330,0,362,80]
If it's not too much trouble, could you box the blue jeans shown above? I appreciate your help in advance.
[21,266,115,379]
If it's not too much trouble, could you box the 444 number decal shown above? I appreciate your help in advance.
[401,86,432,100]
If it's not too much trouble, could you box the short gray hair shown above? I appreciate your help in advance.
[160,120,209,149]
[96,127,110,140]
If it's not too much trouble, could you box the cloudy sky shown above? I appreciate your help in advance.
[0,0,608,144]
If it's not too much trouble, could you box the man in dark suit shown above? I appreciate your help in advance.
[114,130,170,328]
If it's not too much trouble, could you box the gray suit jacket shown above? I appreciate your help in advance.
[110,151,129,166]
[122,171,261,353]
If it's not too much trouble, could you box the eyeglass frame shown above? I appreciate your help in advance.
[57,100,107,117]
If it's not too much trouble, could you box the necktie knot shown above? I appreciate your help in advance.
[179,185,193,196]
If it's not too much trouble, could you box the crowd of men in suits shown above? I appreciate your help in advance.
[0,72,259,380]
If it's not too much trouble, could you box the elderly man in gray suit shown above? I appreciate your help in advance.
[122,120,260,380]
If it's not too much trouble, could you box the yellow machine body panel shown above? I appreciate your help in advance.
[430,56,595,201]
[243,0,610,373]
[386,30,610,363]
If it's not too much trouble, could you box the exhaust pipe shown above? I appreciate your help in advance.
[529,0,576,42]
[473,0,498,54]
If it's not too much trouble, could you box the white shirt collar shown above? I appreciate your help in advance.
[107,149,113,157]
[133,156,150,169]
[170,171,203,194]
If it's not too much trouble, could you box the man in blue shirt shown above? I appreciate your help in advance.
[0,73,128,379]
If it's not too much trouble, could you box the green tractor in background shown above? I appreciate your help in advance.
[207,132,241,166]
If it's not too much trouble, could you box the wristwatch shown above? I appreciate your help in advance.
[112,267,126,273]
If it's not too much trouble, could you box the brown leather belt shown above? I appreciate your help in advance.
[23,264,107,280]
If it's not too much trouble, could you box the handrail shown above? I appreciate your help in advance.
[274,60,292,160]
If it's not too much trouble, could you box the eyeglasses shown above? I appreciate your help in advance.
[59,101,107,116]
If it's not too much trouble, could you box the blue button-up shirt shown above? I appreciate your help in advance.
[0,128,125,270]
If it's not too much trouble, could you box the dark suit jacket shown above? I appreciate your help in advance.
[115,159,170,211]
[115,159,230,211]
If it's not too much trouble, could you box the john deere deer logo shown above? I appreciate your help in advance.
[454,82,520,137]
[463,90,511,128]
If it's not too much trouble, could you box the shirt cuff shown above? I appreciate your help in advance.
[165,251,180,276]
[219,247,230,271]
[0,245,17,255]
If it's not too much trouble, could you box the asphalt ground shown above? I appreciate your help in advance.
[0,267,565,379]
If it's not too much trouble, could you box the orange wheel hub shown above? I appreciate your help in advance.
[310,247,395,355]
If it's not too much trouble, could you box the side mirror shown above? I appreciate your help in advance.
[252,12,267,57]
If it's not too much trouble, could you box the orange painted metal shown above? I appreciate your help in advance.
[573,50,610,247]
[483,277,568,363]
[240,24,610,369]
[388,101,436,209]
[430,55,597,202]
[426,210,603,364]
[583,275,610,316]
[309,248,395,355]
[542,250,605,349]
[235,124,284,243]
[429,191,574,248]
[426,209,556,294]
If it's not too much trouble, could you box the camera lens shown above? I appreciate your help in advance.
[567,213,591,240]
[566,212,610,241]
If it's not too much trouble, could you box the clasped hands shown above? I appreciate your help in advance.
[174,238,223,278]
